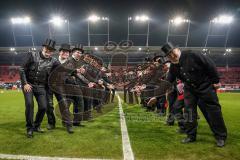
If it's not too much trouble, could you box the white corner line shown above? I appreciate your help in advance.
[117,94,134,160]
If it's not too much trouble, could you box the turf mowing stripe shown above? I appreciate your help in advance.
[0,153,112,160]
[117,95,135,160]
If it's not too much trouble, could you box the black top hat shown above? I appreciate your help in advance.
[153,55,162,62]
[153,55,170,64]
[161,42,177,56]
[42,39,56,51]
[72,44,84,53]
[59,43,71,52]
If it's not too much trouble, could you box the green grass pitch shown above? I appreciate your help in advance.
[0,90,239,160]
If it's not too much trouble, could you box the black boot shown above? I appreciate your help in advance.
[216,139,225,147]
[26,129,33,138]
[33,127,44,133]
[73,122,80,126]
[47,124,55,130]
[181,136,196,143]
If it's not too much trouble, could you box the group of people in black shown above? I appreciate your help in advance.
[20,39,227,147]
[129,42,227,147]
[20,39,115,138]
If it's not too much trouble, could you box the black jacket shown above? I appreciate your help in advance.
[19,51,58,86]
[48,57,90,96]
[167,50,220,88]
[64,57,90,86]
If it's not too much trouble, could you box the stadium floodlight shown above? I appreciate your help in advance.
[226,48,232,52]
[49,16,67,26]
[211,15,233,24]
[128,14,150,46]
[11,16,31,24]
[101,17,109,21]
[135,15,149,22]
[10,16,35,47]
[10,48,15,51]
[167,16,191,47]
[205,15,233,48]
[88,15,100,22]
[48,16,71,44]
[170,16,189,25]
[202,48,210,55]
[224,48,232,56]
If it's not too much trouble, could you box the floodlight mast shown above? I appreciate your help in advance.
[167,16,190,47]
[204,15,233,48]
[127,14,150,46]
[87,14,109,46]
[10,16,35,47]
[49,16,71,44]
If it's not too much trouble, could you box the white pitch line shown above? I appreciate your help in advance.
[0,154,112,160]
[117,95,134,160]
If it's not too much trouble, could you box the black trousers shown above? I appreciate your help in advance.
[66,95,84,124]
[46,89,56,126]
[166,89,177,124]
[46,89,74,126]
[184,83,227,140]
[23,85,47,130]
[173,99,186,130]
[103,88,110,104]
[123,86,127,103]
[197,99,212,128]
[156,95,166,113]
[128,87,134,104]
[83,87,92,113]
[84,97,92,112]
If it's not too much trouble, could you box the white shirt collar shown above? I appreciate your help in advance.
[58,56,67,64]
[72,54,79,61]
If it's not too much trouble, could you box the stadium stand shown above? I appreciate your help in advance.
[0,65,20,83]
[0,47,240,91]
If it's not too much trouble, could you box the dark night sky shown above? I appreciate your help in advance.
[0,0,239,47]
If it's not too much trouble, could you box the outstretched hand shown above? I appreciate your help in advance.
[147,97,157,106]
[77,67,86,74]
[88,82,96,88]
